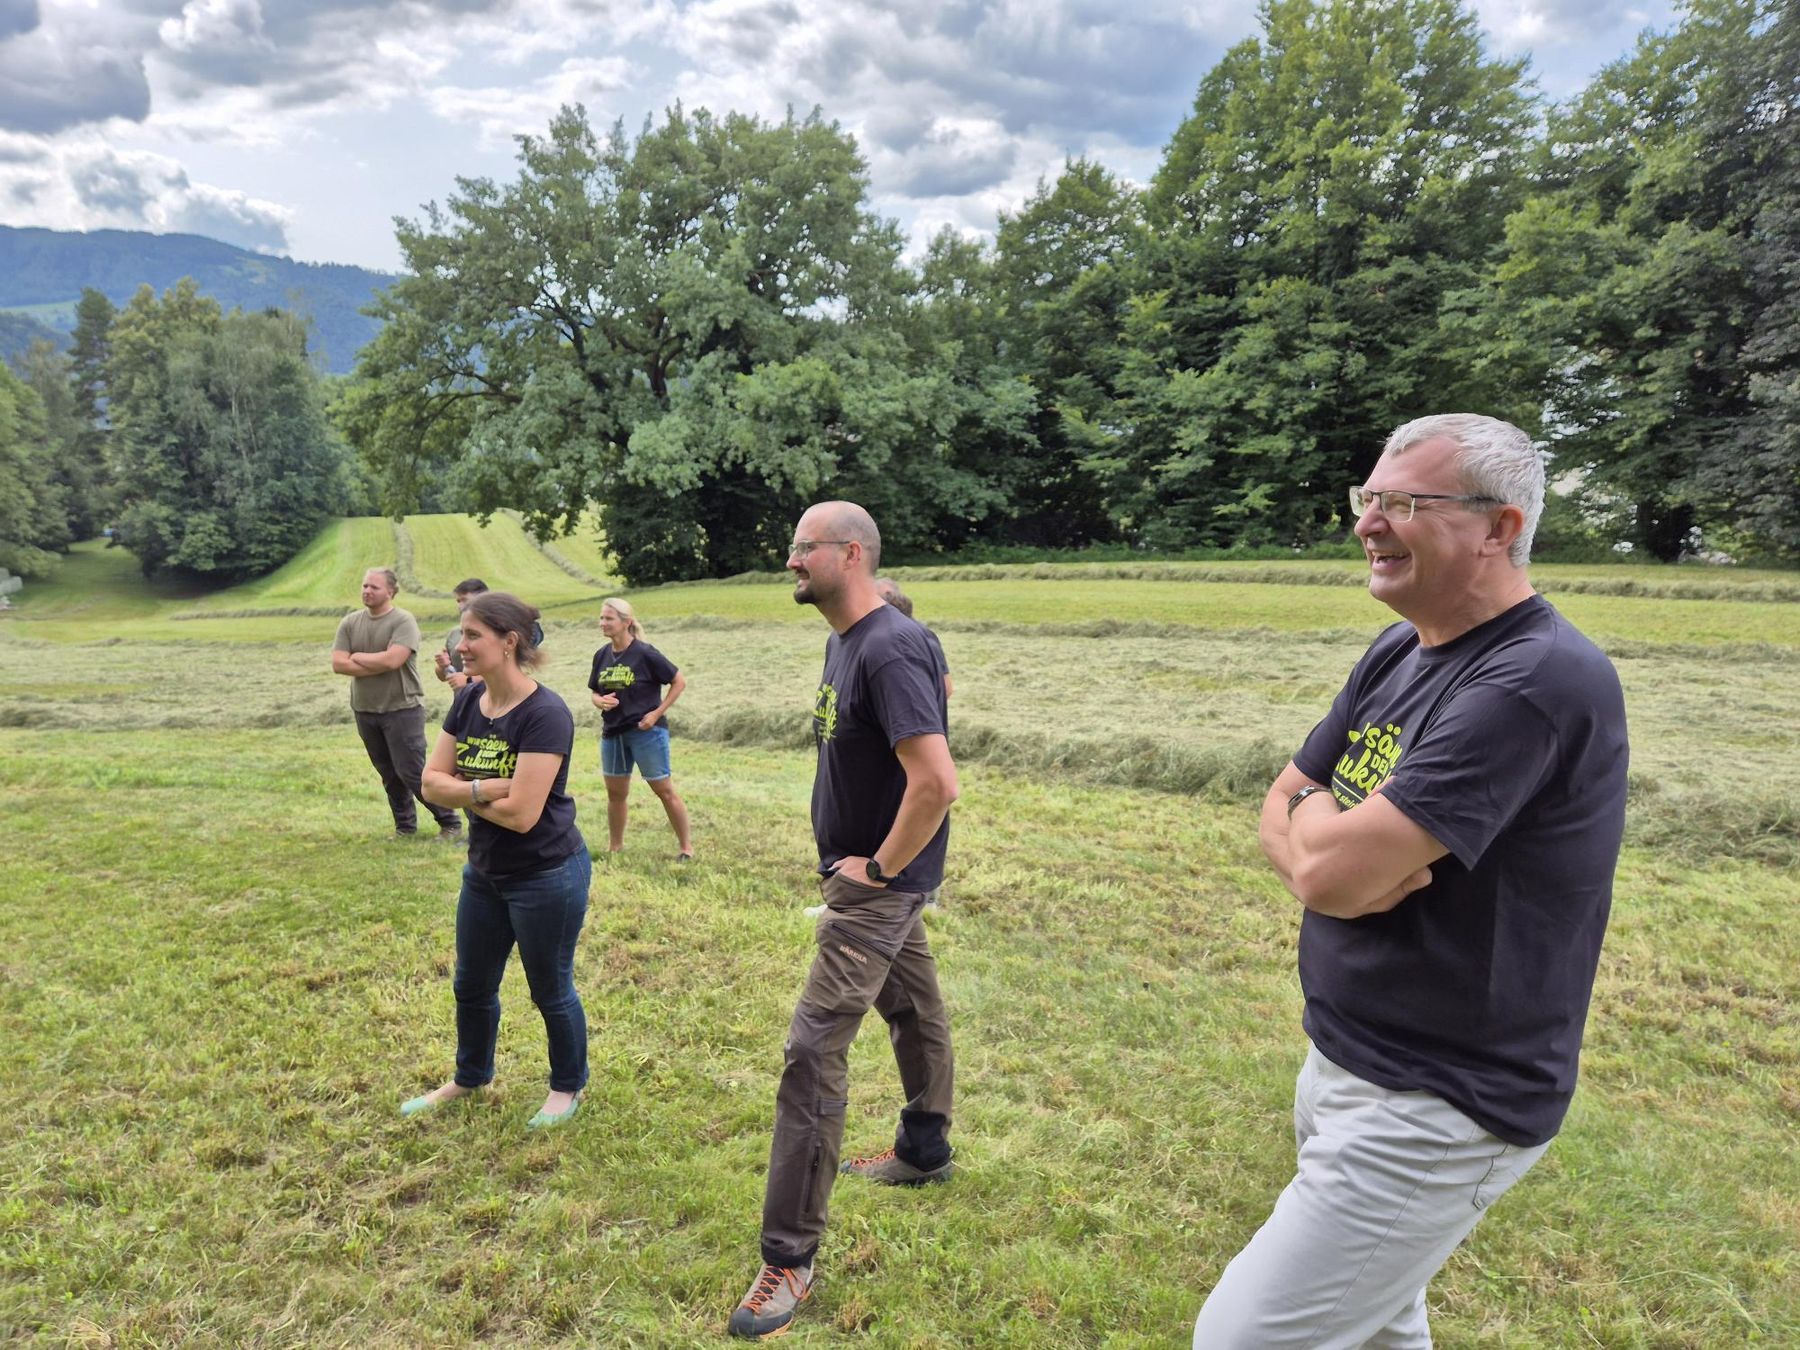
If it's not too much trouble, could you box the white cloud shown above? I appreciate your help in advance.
[159,0,272,57]
[883,116,1018,199]
[1470,0,1669,82]
[0,140,292,252]
[0,0,1688,268]
[426,55,637,146]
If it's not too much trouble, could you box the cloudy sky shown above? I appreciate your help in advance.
[0,0,1680,272]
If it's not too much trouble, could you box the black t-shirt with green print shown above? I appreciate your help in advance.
[1292,595,1628,1147]
[811,604,951,893]
[442,683,582,878]
[587,639,679,737]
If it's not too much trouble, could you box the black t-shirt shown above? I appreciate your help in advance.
[922,627,949,678]
[442,683,584,878]
[1293,595,1629,1146]
[587,639,679,737]
[811,604,951,893]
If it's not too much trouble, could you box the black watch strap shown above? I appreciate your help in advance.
[1286,785,1333,818]
[865,857,890,883]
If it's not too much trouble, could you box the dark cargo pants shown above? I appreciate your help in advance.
[354,706,459,834]
[759,870,955,1269]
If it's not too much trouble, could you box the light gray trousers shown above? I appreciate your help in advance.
[1194,1045,1550,1349]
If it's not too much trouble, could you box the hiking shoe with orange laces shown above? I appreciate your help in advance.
[838,1147,955,1185]
[728,1263,813,1339]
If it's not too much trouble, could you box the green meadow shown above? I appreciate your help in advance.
[2,523,1795,1346]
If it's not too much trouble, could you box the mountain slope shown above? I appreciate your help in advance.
[0,226,395,374]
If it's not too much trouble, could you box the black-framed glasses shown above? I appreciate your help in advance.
[1348,486,1504,522]
[788,538,853,557]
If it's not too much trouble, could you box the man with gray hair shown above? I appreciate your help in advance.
[331,567,462,842]
[1194,414,1629,1346]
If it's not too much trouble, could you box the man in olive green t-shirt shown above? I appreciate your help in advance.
[331,568,461,840]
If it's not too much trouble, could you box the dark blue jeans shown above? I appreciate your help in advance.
[452,845,592,1093]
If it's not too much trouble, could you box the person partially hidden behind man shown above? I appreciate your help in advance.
[434,576,488,692]
[1193,414,1629,1348]
[730,502,959,1339]
[873,577,952,700]
[332,567,463,842]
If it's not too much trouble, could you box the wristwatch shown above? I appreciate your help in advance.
[1286,785,1333,818]
[865,857,891,884]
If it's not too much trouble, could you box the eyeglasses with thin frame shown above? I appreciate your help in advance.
[788,538,853,557]
[1348,486,1504,523]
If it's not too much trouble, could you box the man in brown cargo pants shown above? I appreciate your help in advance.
[729,501,959,1340]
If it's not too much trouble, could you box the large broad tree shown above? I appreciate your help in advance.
[1474,0,1788,559]
[106,280,346,577]
[342,104,939,584]
[1116,0,1536,549]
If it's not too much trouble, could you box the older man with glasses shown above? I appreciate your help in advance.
[1193,414,1630,1347]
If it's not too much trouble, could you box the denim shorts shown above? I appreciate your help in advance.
[601,725,672,780]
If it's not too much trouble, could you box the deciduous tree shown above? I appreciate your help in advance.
[1117,0,1536,548]
[107,280,345,577]
[342,104,924,584]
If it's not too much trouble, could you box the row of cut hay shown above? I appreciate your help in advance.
[670,709,1797,869]
[879,562,1800,603]
[642,612,1800,664]
[168,605,356,620]
[389,519,457,599]
[7,667,1789,867]
[500,509,615,588]
[553,559,1800,604]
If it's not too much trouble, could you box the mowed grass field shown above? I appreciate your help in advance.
[2,525,1796,1346]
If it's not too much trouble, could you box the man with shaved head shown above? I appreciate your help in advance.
[730,501,960,1340]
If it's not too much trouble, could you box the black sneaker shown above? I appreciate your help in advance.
[728,1263,812,1339]
[839,1147,954,1186]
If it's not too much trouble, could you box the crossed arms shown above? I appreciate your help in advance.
[420,730,563,834]
[332,644,413,677]
[1260,760,1446,920]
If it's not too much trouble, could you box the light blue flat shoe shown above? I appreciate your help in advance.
[401,1088,474,1117]
[526,1096,582,1130]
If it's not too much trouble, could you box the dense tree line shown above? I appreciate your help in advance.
[11,0,1785,587]
[341,0,1794,583]
[3,280,354,580]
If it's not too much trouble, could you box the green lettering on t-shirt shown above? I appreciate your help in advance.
[812,683,838,743]
[1333,720,1407,802]
[457,733,518,780]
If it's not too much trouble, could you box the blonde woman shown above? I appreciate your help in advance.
[587,598,693,860]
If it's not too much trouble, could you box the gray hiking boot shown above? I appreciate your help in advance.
[728,1263,813,1339]
[838,1146,954,1186]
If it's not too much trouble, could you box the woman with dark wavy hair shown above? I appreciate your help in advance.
[408,592,591,1129]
